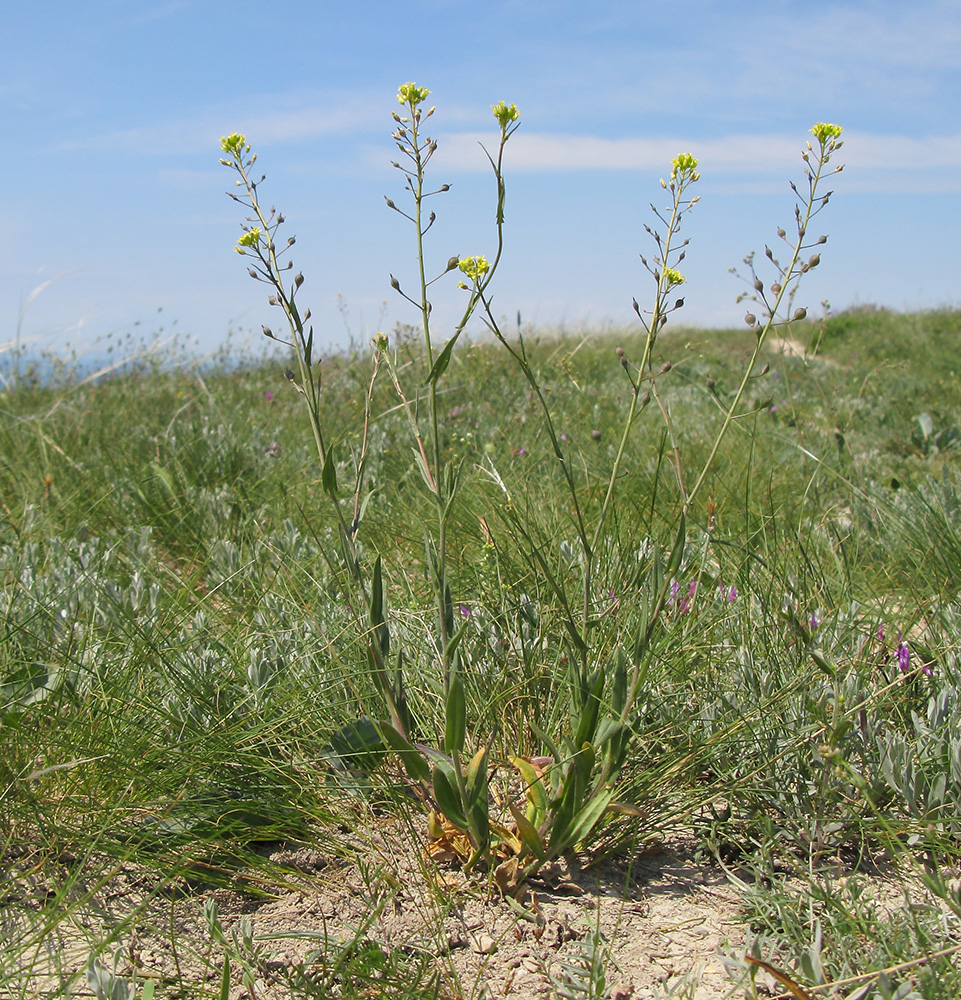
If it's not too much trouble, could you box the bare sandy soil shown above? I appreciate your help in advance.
[7,825,925,1000]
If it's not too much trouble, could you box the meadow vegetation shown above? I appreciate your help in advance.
[1,87,960,999]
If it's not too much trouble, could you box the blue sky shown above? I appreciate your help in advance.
[3,0,960,363]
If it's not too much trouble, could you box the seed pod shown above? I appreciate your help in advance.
[659,361,672,374]
[390,275,401,291]
[294,272,304,287]
[793,307,807,321]
[745,313,757,327]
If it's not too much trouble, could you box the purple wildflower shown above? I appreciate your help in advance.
[668,580,680,606]
[678,579,697,614]
[897,633,910,673]
[264,391,275,401]
[459,604,471,617]
[810,612,820,631]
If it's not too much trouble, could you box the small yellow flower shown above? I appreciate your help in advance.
[397,82,430,108]
[670,152,700,184]
[811,122,843,145]
[491,101,520,128]
[235,227,261,253]
[458,256,490,282]
[662,267,686,288]
[220,133,248,156]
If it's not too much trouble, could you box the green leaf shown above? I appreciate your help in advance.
[611,651,627,715]
[321,444,338,496]
[369,556,389,659]
[528,720,564,798]
[432,765,468,830]
[666,511,686,579]
[304,325,314,367]
[509,801,546,860]
[379,721,430,783]
[561,787,614,852]
[412,447,437,494]
[573,669,605,748]
[444,670,466,756]
[425,331,462,385]
[465,745,489,809]
[511,756,549,827]
[594,716,626,749]
[219,954,231,1000]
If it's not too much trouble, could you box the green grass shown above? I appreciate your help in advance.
[2,307,961,998]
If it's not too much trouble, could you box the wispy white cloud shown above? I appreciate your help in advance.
[432,129,961,192]
[60,93,387,156]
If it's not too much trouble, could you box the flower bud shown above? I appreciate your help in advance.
[390,274,401,291]
[262,325,274,339]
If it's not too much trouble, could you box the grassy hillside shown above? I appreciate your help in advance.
[2,307,960,998]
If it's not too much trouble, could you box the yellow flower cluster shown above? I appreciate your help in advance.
[458,256,490,282]
[234,228,261,253]
[811,122,843,144]
[397,83,431,108]
[671,152,700,185]
[491,101,520,128]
